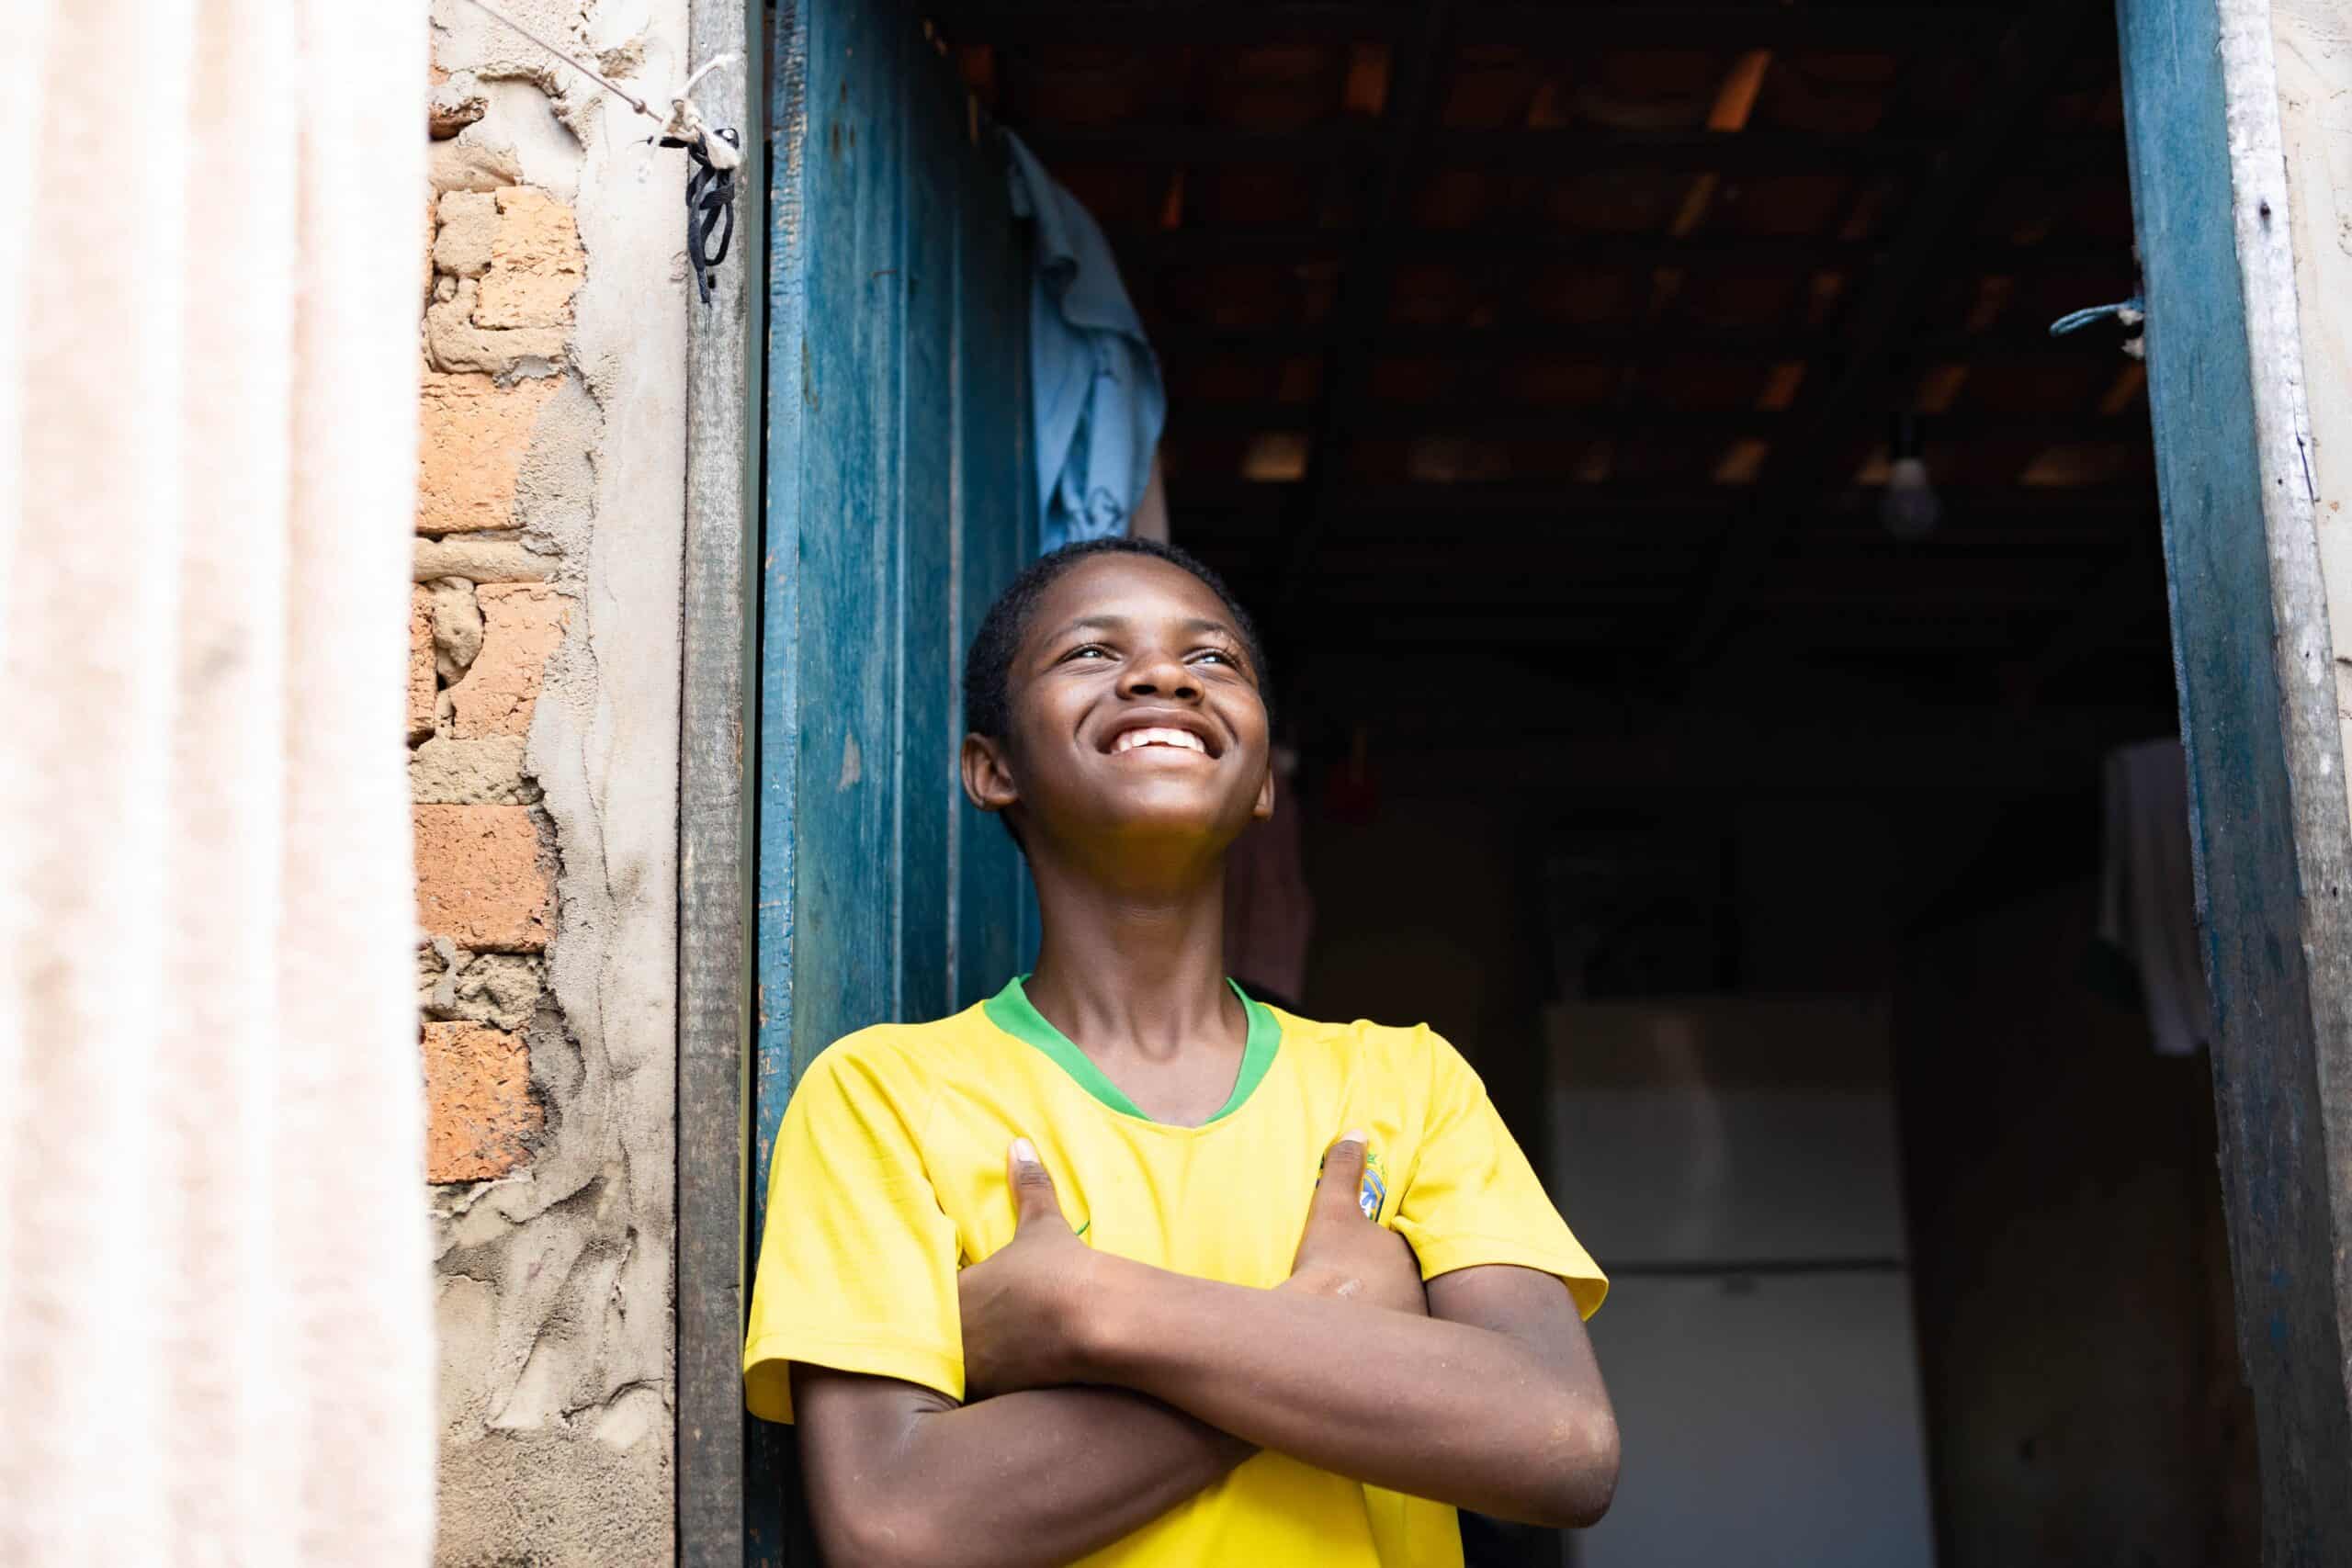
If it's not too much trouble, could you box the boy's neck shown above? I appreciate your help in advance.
[1023,845,1238,1055]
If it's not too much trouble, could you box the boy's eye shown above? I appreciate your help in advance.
[1193,649,1229,665]
[1063,644,1112,662]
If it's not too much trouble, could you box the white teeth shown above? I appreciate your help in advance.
[1113,727,1206,755]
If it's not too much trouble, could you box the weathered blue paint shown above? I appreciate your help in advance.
[953,104,1040,997]
[2116,1,2352,1561]
[750,0,1036,1558]
[746,5,814,1552]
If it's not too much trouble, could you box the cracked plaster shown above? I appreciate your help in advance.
[424,0,685,1562]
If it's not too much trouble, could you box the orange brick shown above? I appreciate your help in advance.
[408,587,437,743]
[416,370,560,535]
[449,583,571,739]
[474,188,584,330]
[422,1021,540,1182]
[413,804,553,952]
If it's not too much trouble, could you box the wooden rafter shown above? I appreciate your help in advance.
[1673,0,2109,668]
[1148,321,2101,360]
[1270,0,1456,638]
[1180,401,2147,444]
[1172,478,2159,523]
[1020,125,2120,176]
[953,2,2027,51]
[953,0,2164,677]
[1113,226,2129,273]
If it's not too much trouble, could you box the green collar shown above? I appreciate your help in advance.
[982,975,1281,1125]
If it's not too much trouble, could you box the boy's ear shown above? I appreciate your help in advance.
[1251,759,1275,823]
[961,732,1020,816]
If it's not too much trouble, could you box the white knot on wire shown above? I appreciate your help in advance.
[664,54,743,172]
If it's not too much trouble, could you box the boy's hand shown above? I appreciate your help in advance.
[1284,1131,1427,1315]
[958,1137,1102,1399]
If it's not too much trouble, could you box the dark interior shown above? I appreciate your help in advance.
[940,3,2256,1562]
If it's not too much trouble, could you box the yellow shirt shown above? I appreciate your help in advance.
[743,977,1607,1568]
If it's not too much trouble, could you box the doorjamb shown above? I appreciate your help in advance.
[676,0,762,1559]
[2118,0,2352,1558]
[676,0,2352,1560]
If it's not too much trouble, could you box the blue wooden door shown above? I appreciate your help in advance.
[751,0,1036,1556]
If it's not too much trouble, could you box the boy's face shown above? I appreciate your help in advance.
[965,554,1274,855]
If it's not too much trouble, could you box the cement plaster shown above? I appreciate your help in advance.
[424,1,688,1562]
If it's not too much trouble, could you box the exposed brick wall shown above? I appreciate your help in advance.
[411,160,585,1188]
[422,15,683,1560]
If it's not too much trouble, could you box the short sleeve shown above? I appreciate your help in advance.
[1391,1030,1609,1319]
[742,1041,965,1423]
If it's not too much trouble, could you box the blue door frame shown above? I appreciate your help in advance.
[749,0,1036,1558]
[2117,0,2352,1560]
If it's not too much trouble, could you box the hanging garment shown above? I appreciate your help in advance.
[0,4,435,1562]
[1006,132,1167,552]
[2097,738,2217,1056]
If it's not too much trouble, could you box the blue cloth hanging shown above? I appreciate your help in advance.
[1005,132,1167,554]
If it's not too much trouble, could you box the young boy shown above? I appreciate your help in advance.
[743,538,1616,1568]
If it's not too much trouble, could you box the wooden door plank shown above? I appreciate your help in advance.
[753,0,920,1557]
[953,101,1035,1006]
[792,0,908,1069]
[748,0,815,1554]
[2116,1,2352,1560]
[752,0,811,1273]
[750,5,1040,1562]
[900,38,959,1025]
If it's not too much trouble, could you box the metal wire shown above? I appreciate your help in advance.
[461,0,655,121]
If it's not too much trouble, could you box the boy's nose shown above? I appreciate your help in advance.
[1119,650,1199,702]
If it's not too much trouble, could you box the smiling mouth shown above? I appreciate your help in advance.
[1110,727,1210,757]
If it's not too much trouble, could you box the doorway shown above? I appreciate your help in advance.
[933,4,2255,1563]
[719,1,2322,1563]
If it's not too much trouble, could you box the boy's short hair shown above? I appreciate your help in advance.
[962,537,1272,744]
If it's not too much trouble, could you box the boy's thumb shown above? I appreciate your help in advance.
[1317,1130,1368,1206]
[1008,1136,1062,1226]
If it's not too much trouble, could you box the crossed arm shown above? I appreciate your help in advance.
[792,1136,1620,1568]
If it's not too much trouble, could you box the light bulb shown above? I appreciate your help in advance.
[1882,454,1940,540]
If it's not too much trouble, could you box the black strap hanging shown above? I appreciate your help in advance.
[662,126,741,307]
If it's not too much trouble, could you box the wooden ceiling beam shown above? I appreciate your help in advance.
[1266,0,1455,650]
[1171,478,2157,520]
[1021,125,2118,176]
[1260,606,2152,650]
[1173,400,2149,443]
[1111,225,2129,272]
[1186,478,2158,505]
[1673,0,2110,668]
[946,1,1409,48]
[950,3,2024,52]
[1282,545,2128,586]
[1457,4,2034,51]
[1152,320,2103,361]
